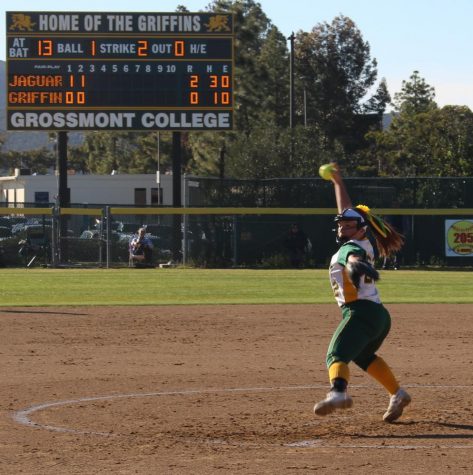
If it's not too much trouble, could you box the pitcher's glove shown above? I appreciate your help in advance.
[346,260,380,289]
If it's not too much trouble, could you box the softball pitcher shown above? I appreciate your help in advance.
[313,164,411,423]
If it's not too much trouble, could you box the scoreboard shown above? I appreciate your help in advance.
[6,12,234,130]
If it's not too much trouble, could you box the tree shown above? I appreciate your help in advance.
[422,106,473,176]
[186,0,290,177]
[81,131,167,174]
[0,148,54,175]
[362,71,446,177]
[294,15,378,143]
[393,70,437,114]
[365,105,473,177]
[223,125,343,179]
[208,0,275,132]
[364,78,391,117]
[255,26,290,127]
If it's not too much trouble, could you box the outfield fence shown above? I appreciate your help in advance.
[0,206,472,268]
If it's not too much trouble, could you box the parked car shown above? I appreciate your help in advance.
[94,219,123,233]
[118,222,141,233]
[80,228,120,241]
[0,217,14,228]
[80,230,100,239]
[0,226,12,240]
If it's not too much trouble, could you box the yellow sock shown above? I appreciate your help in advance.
[366,356,400,395]
[328,361,350,383]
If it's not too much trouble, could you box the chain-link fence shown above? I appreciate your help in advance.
[1,176,472,268]
[0,206,178,268]
[1,205,472,268]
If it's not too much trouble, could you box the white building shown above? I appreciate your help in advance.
[0,169,175,206]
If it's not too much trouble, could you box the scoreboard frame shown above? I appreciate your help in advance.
[6,11,234,131]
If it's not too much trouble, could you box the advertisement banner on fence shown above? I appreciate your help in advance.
[445,219,473,257]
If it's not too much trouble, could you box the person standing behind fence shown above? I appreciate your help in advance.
[283,224,308,268]
[313,164,411,423]
[130,227,154,266]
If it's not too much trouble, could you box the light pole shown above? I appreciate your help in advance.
[288,32,295,130]
[288,32,296,164]
[156,131,161,206]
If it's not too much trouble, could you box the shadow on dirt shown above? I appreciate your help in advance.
[1,309,88,316]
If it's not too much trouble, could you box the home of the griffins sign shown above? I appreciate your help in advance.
[6,12,234,130]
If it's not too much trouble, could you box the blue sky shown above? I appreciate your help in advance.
[3,0,473,109]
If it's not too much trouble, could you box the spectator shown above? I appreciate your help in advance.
[283,223,308,268]
[129,227,154,266]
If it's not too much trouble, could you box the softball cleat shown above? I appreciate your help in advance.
[383,388,411,423]
[313,390,353,416]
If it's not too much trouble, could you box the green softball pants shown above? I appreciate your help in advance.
[326,299,391,371]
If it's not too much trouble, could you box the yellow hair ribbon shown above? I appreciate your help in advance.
[368,215,389,238]
[355,204,371,213]
[356,204,389,238]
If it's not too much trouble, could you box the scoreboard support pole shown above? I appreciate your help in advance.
[57,131,69,264]
[172,131,182,262]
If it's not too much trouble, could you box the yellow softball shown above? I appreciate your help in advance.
[319,163,335,180]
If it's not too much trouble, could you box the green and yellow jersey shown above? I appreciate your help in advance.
[329,238,381,307]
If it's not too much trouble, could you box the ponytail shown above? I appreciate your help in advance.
[355,205,404,258]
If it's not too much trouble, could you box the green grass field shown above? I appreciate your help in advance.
[0,268,471,306]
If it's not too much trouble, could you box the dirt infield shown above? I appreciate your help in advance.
[1,304,473,474]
